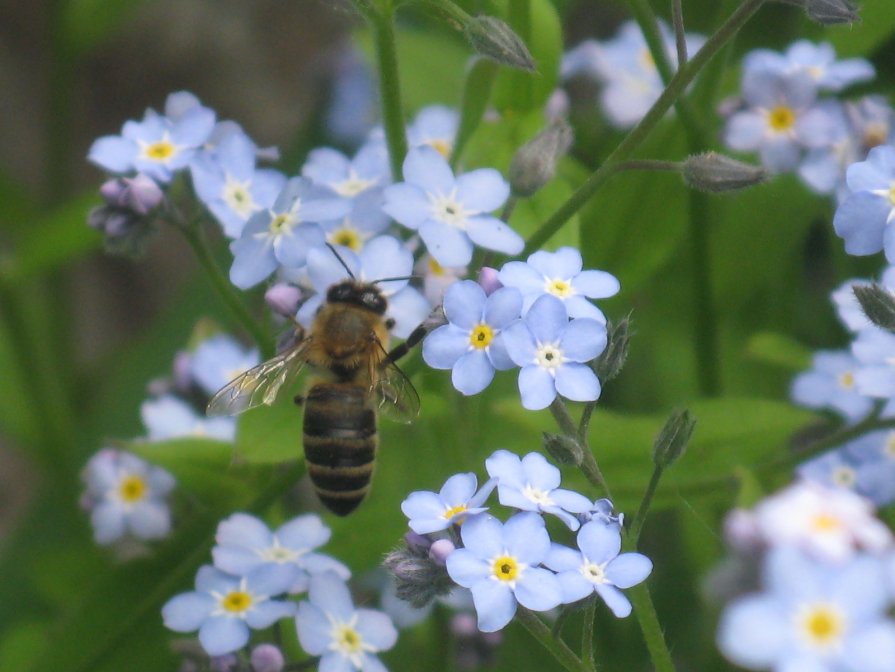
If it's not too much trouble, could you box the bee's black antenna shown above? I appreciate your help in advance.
[325,243,356,280]
[374,275,422,284]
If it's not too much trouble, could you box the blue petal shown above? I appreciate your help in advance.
[455,169,509,213]
[560,318,607,362]
[514,567,563,612]
[501,321,536,366]
[382,183,429,230]
[499,261,544,294]
[471,580,516,632]
[556,571,594,603]
[606,553,653,588]
[572,270,619,298]
[443,279,486,329]
[520,453,561,491]
[420,220,473,267]
[198,616,249,656]
[216,513,273,549]
[485,450,524,489]
[355,608,399,650]
[296,602,329,654]
[90,502,126,545]
[529,248,581,278]
[484,287,523,328]
[440,472,477,505]
[715,596,789,669]
[308,572,355,621]
[127,501,171,539]
[525,295,568,344]
[403,145,455,193]
[518,365,557,410]
[594,584,632,617]
[577,521,621,564]
[555,364,601,402]
[503,512,550,564]
[229,236,277,289]
[459,513,504,559]
[833,192,889,256]
[465,216,524,255]
[245,600,297,628]
[88,136,136,173]
[423,325,469,369]
[276,513,330,551]
[544,543,582,572]
[446,548,491,587]
[162,591,215,632]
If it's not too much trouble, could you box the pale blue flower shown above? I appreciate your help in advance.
[88,91,216,183]
[141,395,236,442]
[544,520,652,616]
[484,450,592,530]
[724,68,836,173]
[790,350,874,422]
[422,280,521,395]
[498,247,619,322]
[382,146,521,267]
[296,572,398,672]
[297,236,430,339]
[401,472,497,534]
[190,129,286,238]
[502,295,607,410]
[717,547,895,672]
[189,334,261,397]
[407,105,459,158]
[321,189,392,255]
[302,138,390,199]
[229,177,347,289]
[831,266,895,333]
[81,449,176,545]
[743,40,875,93]
[162,564,298,657]
[325,48,378,146]
[212,513,349,594]
[852,328,895,399]
[833,145,895,261]
[445,512,562,632]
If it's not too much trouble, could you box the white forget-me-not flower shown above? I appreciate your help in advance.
[422,280,522,395]
[445,512,563,632]
[502,295,607,410]
[383,146,522,267]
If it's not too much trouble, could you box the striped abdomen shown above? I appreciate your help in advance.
[303,383,377,516]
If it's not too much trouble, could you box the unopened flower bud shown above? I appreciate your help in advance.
[542,432,584,466]
[804,0,859,24]
[209,654,238,672]
[87,204,157,257]
[265,283,304,318]
[100,174,164,215]
[652,409,695,469]
[592,315,630,384]
[682,152,768,193]
[463,15,535,71]
[477,266,502,295]
[384,539,455,608]
[509,120,574,197]
[853,284,895,333]
[545,88,570,121]
[429,538,456,565]
[250,644,285,672]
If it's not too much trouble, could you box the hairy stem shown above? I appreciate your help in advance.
[516,607,592,672]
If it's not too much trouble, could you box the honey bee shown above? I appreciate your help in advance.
[207,276,433,516]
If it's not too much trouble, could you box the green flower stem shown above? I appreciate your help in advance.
[625,581,677,672]
[549,398,612,499]
[176,220,273,358]
[515,607,592,672]
[615,159,683,173]
[688,190,721,396]
[672,0,687,66]
[523,0,767,255]
[581,598,597,671]
[371,3,408,181]
[627,463,665,545]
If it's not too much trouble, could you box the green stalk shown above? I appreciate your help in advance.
[687,190,721,395]
[625,582,677,672]
[523,0,767,254]
[581,598,597,671]
[176,222,272,358]
[515,607,592,672]
[549,398,612,499]
[627,463,664,544]
[371,4,408,180]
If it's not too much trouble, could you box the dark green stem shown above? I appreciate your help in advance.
[688,190,720,395]
[671,0,687,66]
[371,4,408,180]
[627,464,665,544]
[515,607,591,672]
[176,221,272,357]
[625,582,677,672]
[550,398,612,499]
[581,598,597,671]
[523,0,767,254]
[616,159,682,173]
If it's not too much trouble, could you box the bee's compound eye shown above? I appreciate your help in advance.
[362,289,386,313]
[327,283,353,303]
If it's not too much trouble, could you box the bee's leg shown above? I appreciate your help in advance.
[383,305,446,365]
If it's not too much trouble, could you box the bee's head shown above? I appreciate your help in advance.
[327,280,388,315]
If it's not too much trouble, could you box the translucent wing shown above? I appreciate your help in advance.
[372,342,420,424]
[206,338,313,417]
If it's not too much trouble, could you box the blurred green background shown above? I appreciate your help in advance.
[2,0,895,670]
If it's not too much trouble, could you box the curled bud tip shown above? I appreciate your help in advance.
[429,538,456,565]
[463,15,535,71]
[477,266,502,295]
[592,316,631,383]
[652,409,695,469]
[682,152,768,193]
[542,432,584,466]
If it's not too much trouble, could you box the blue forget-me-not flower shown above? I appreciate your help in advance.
[833,145,895,262]
[401,472,497,534]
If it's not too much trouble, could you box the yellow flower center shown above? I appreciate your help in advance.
[221,590,253,613]
[333,171,375,198]
[469,323,494,349]
[492,555,520,583]
[768,106,796,132]
[546,278,573,298]
[428,257,445,276]
[797,603,845,650]
[143,139,177,161]
[429,139,453,159]
[810,513,842,533]
[442,503,468,521]
[269,213,294,234]
[329,227,362,251]
[334,624,363,654]
[863,123,887,149]
[885,432,895,458]
[837,371,855,390]
[889,184,895,207]
[118,475,148,503]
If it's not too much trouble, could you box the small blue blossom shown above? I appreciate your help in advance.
[790,349,874,422]
[141,395,236,442]
[212,513,350,594]
[229,177,348,289]
[502,295,607,410]
[401,472,498,534]
[743,40,875,93]
[325,49,378,146]
[849,431,895,507]
[798,445,862,494]
[416,254,467,306]
[544,519,652,616]
[190,129,286,238]
[833,145,895,261]
[445,512,562,632]
[498,247,619,322]
[383,146,522,267]
[296,572,398,671]
[81,449,176,545]
[88,91,216,183]
[297,236,430,339]
[724,68,836,173]
[302,138,391,200]
[407,105,459,158]
[717,547,895,672]
[321,189,392,254]
[485,450,592,530]
[162,564,298,657]
[831,266,895,333]
[852,328,895,399]
[423,280,521,395]
[189,334,261,397]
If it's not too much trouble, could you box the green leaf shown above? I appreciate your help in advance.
[452,58,499,167]
[235,392,305,464]
[746,331,813,372]
[828,3,895,57]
